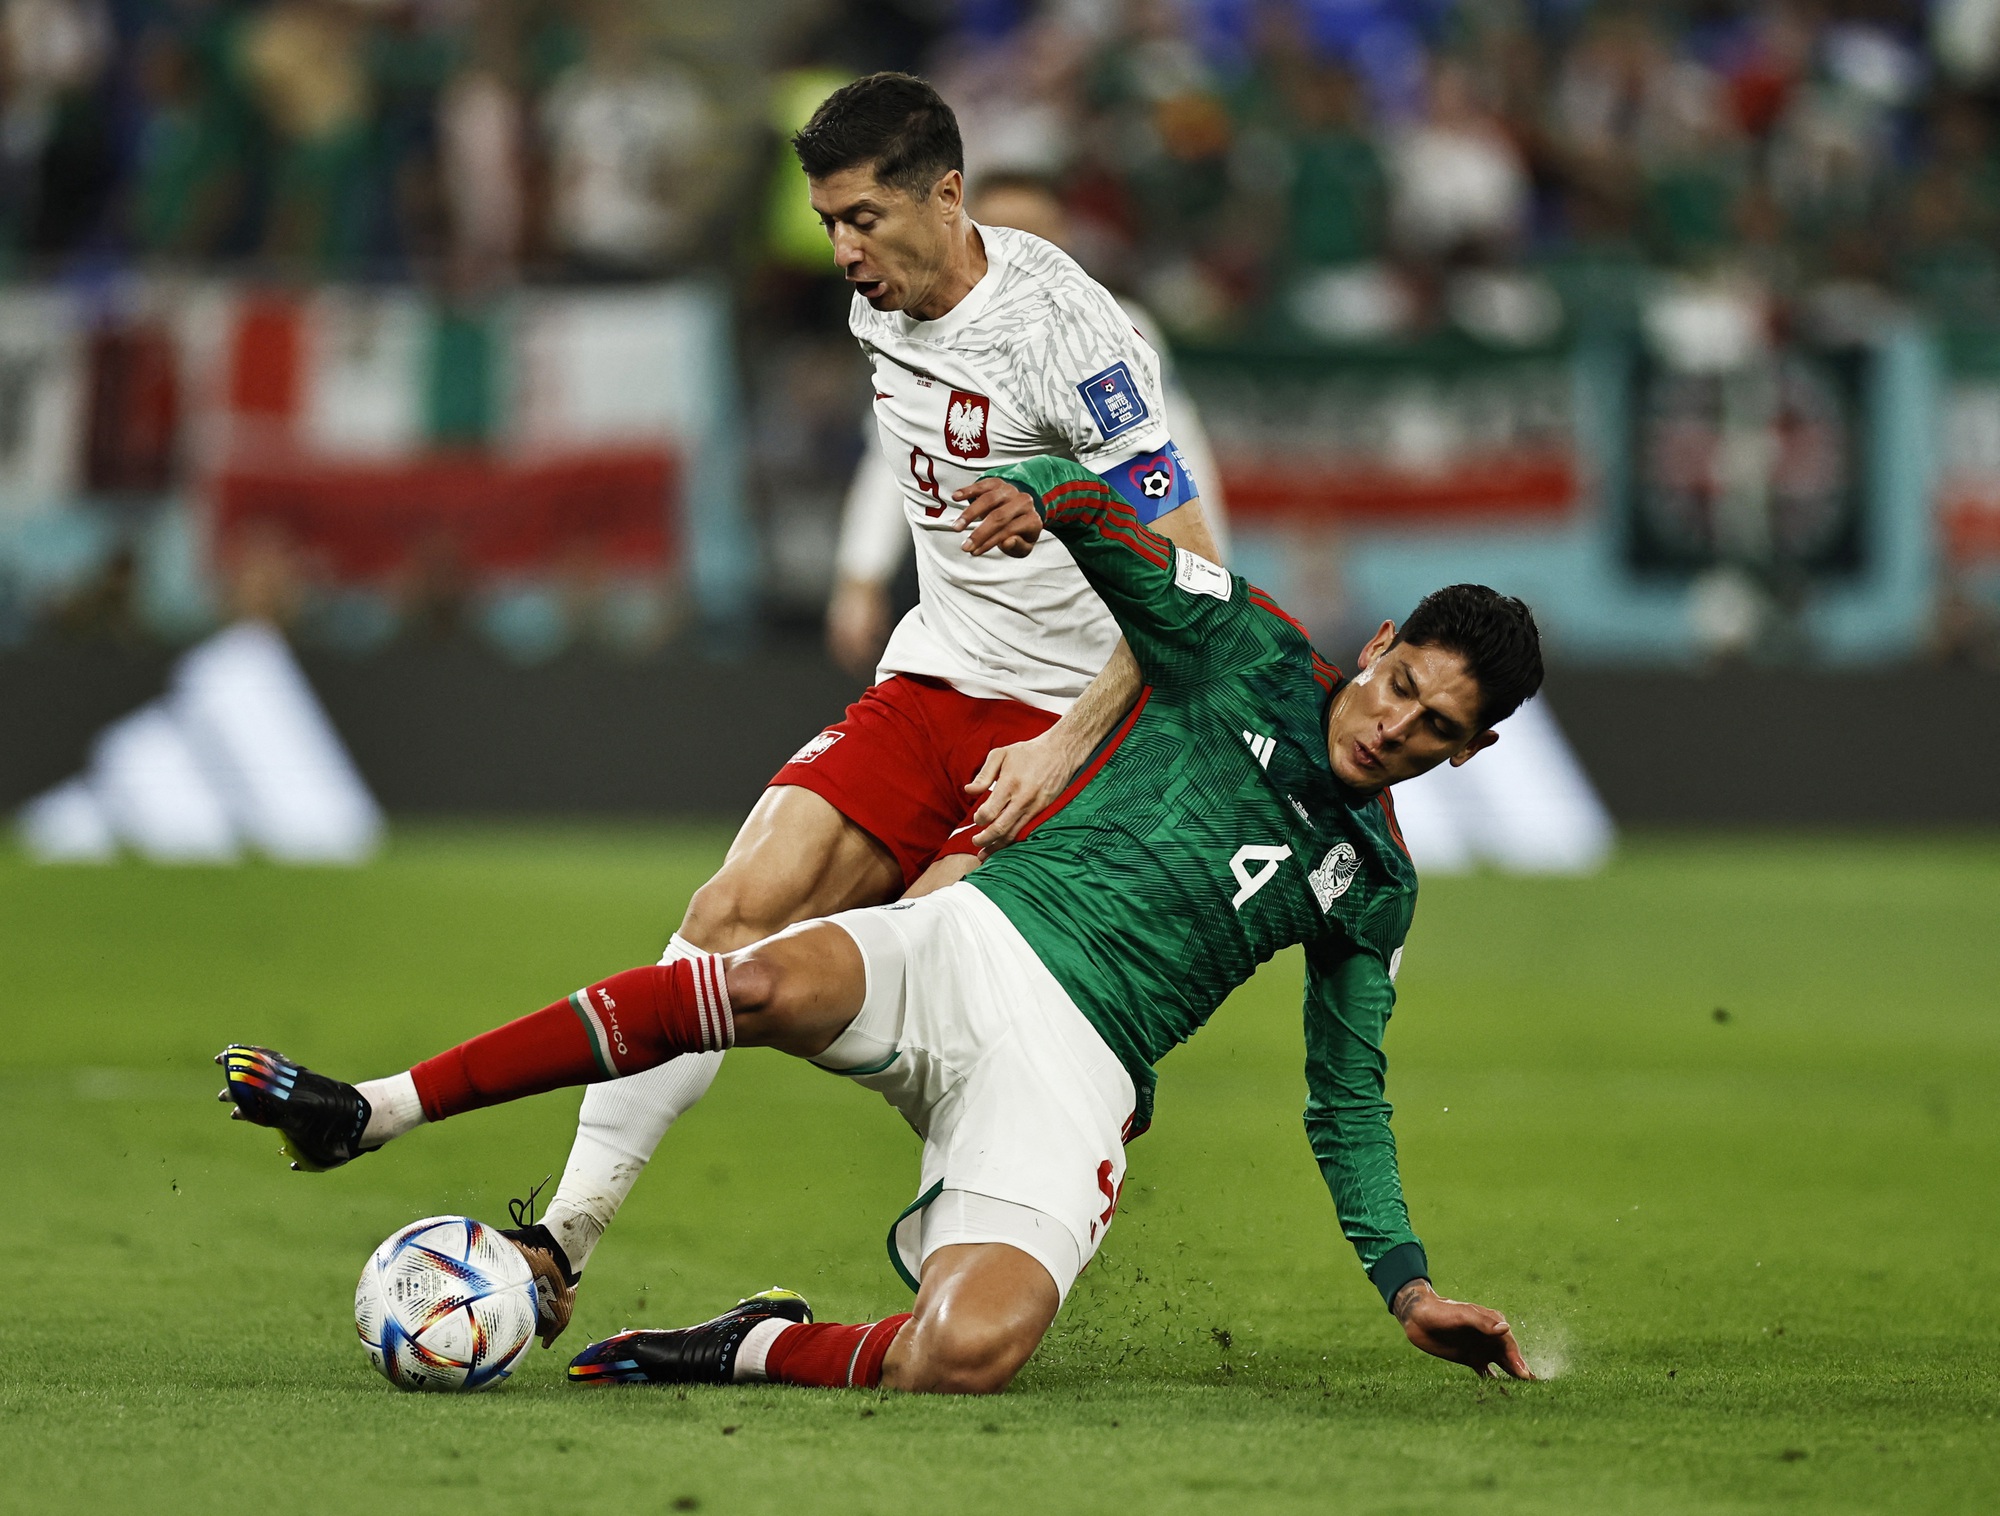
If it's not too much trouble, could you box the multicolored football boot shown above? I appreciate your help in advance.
[567,1288,812,1386]
[214,1044,372,1171]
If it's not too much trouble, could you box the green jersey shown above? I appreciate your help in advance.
[968,456,1427,1306]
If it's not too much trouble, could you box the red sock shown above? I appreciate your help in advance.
[764,1315,911,1389]
[409,954,733,1121]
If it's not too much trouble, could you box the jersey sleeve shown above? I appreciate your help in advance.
[1014,281,1174,473]
[993,455,1271,687]
[1301,930,1428,1308]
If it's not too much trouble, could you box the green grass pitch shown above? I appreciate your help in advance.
[2,827,1995,1515]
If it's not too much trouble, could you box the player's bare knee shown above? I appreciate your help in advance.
[928,1349,1023,1396]
[721,954,781,1017]
[678,879,749,952]
[719,950,824,1048]
[682,874,788,953]
[899,1314,1034,1395]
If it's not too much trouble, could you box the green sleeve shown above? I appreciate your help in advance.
[1301,932,1428,1309]
[991,455,1267,686]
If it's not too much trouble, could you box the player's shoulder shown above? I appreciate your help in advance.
[983,223,1082,283]
[1233,579,1334,667]
[1370,790,1418,893]
[1116,296,1169,357]
[982,225,1131,330]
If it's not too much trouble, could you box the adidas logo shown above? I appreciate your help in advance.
[1242,730,1275,769]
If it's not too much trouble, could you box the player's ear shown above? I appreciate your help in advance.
[1449,729,1499,767]
[1355,621,1396,671]
[933,168,964,218]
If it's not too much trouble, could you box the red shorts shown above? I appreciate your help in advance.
[769,675,1059,886]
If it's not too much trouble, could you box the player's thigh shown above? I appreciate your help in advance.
[682,785,902,950]
[854,887,1135,1283]
[883,1241,1060,1395]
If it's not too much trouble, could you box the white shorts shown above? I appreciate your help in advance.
[814,883,1137,1302]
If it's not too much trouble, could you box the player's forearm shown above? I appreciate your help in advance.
[1309,1115,1420,1253]
[970,461,1237,685]
[826,573,895,677]
[1325,1173,1428,1309]
[990,457,1218,647]
[1045,639,1142,764]
[1148,496,1221,565]
[1302,950,1422,1302]
[835,436,910,584]
[829,570,892,611]
[1306,1081,1425,1307]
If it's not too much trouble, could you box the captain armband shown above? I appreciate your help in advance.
[1094,442,1201,525]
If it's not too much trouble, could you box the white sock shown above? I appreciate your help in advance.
[539,934,724,1275]
[733,1317,793,1382]
[355,1071,424,1147]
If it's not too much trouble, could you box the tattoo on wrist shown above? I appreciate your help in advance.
[1391,1279,1432,1322]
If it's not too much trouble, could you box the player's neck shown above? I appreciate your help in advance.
[905,222,988,322]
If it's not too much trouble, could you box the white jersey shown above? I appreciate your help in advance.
[835,291,1230,586]
[850,223,1175,713]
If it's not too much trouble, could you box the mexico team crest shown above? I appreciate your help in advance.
[944,390,991,460]
[1309,842,1361,910]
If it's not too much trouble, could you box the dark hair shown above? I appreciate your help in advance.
[792,72,963,199]
[1393,584,1544,728]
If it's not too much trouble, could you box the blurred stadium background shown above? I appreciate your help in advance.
[3,0,1999,845]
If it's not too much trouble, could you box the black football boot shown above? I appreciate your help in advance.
[567,1289,813,1386]
[214,1044,373,1171]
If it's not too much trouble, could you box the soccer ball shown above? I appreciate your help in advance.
[354,1215,540,1392]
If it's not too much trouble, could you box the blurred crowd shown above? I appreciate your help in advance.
[10,1,2000,324]
[0,0,738,286]
[911,0,2000,344]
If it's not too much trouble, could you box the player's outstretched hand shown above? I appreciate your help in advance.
[965,726,1087,850]
[952,477,1043,558]
[1392,1280,1534,1380]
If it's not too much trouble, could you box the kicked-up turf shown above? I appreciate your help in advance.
[1,826,1995,1515]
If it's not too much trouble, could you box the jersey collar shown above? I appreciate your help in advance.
[1318,673,1342,783]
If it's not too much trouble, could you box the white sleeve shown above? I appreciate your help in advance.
[1018,283,1174,473]
[833,429,911,585]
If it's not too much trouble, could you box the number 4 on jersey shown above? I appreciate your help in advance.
[1228,844,1292,909]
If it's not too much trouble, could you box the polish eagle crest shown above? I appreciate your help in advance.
[943,389,991,460]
